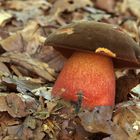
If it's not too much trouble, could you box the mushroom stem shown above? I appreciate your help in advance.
[52,52,116,109]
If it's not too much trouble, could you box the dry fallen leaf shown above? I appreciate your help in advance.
[95,0,115,13]
[0,10,12,27]
[0,32,24,52]
[10,9,43,24]
[0,62,10,75]
[0,94,9,112]
[79,106,114,134]
[131,84,140,98]
[5,0,51,11]
[127,0,140,19]
[0,0,140,139]
[121,20,139,42]
[37,46,66,72]
[113,100,140,140]
[2,75,42,94]
[116,75,139,103]
[116,0,140,19]
[0,112,20,126]
[0,93,37,118]
[0,52,56,81]
[0,21,46,54]
[4,0,51,25]
[50,0,93,14]
[7,124,23,138]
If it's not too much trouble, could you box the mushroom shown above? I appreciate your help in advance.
[45,21,140,109]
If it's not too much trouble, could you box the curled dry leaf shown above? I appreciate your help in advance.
[5,0,51,11]
[0,112,20,126]
[10,9,43,24]
[0,93,37,118]
[0,94,9,112]
[0,10,12,27]
[32,87,52,101]
[79,106,131,140]
[42,120,57,139]
[127,0,140,19]
[21,21,46,55]
[21,127,34,140]
[5,120,45,140]
[0,62,10,75]
[6,93,38,118]
[2,75,42,94]
[0,32,24,52]
[0,20,66,72]
[24,116,37,130]
[58,117,93,140]
[50,0,93,14]
[79,106,114,134]
[0,113,20,139]
[0,21,46,54]
[95,0,115,13]
[0,52,56,81]
[4,0,51,24]
[113,100,140,140]
[0,28,10,40]
[121,20,139,42]
[116,74,139,103]
[116,0,140,19]
[7,124,23,138]
[38,46,66,72]
[131,84,140,98]
[33,98,57,120]
[33,120,46,140]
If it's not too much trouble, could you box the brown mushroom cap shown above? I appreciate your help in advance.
[45,21,140,68]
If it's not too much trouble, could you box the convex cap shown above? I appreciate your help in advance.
[46,21,140,68]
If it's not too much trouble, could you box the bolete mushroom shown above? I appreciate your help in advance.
[45,21,140,109]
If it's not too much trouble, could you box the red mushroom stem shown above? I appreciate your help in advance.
[52,52,115,109]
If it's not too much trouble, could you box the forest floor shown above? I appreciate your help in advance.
[0,0,140,139]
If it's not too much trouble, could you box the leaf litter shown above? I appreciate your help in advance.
[0,0,140,139]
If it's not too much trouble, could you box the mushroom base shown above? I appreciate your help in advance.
[52,52,115,109]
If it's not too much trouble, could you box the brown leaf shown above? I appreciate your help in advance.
[58,118,92,140]
[116,75,139,103]
[0,112,20,126]
[0,93,37,118]
[79,106,113,134]
[95,0,115,13]
[50,0,93,14]
[22,127,34,140]
[79,106,130,139]
[0,94,8,112]
[0,52,56,81]
[7,124,23,138]
[0,62,10,75]
[127,0,140,18]
[116,0,140,19]
[0,21,45,54]
[5,0,51,11]
[21,21,46,55]
[24,116,37,130]
[6,119,45,140]
[33,120,45,140]
[6,93,37,118]
[0,10,12,27]
[2,75,42,94]
[113,100,140,140]
[0,28,10,40]
[37,46,66,72]
[121,20,139,42]
[0,32,24,52]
